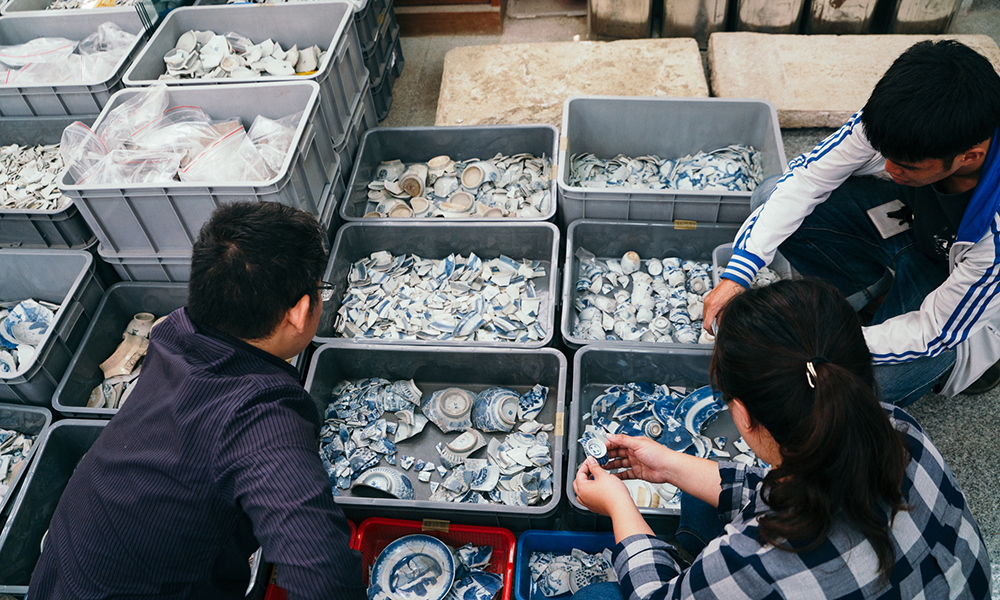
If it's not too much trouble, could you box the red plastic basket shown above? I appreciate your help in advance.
[263,520,360,600]
[357,517,517,600]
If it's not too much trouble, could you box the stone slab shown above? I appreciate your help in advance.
[435,39,708,127]
[709,33,1000,128]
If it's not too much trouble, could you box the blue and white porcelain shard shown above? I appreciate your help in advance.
[655,416,694,452]
[518,384,547,421]
[353,467,415,500]
[422,388,475,433]
[456,544,493,570]
[371,535,456,600]
[471,387,519,433]
[578,435,609,466]
[673,385,725,436]
[447,572,503,600]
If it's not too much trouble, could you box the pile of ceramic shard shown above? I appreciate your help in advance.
[0,143,68,210]
[0,428,36,502]
[160,30,325,81]
[319,377,554,506]
[0,300,58,375]
[61,84,300,185]
[579,383,768,509]
[47,0,141,8]
[363,153,552,219]
[572,248,780,344]
[568,145,763,192]
[87,312,161,410]
[529,550,616,597]
[369,541,502,600]
[0,22,136,86]
[335,251,547,343]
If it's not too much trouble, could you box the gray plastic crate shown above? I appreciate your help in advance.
[51,282,187,418]
[315,222,560,349]
[304,344,566,530]
[123,3,368,160]
[561,220,739,350]
[97,246,192,282]
[0,116,97,249]
[711,242,793,286]
[557,96,787,226]
[371,31,402,122]
[0,11,148,117]
[333,83,377,186]
[318,151,346,238]
[567,345,741,530]
[60,81,335,254]
[362,0,397,84]
[0,419,106,594]
[0,405,51,530]
[341,124,557,222]
[354,0,391,52]
[0,250,107,405]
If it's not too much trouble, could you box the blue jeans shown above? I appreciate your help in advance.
[751,175,956,406]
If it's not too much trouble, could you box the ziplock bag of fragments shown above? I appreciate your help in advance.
[179,124,274,183]
[247,111,302,173]
[60,83,295,185]
[0,23,137,86]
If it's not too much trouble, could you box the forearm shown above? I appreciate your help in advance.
[608,501,655,545]
[663,453,721,508]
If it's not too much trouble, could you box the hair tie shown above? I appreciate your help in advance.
[805,356,828,389]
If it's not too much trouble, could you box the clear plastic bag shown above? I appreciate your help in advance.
[130,106,219,166]
[80,149,183,185]
[61,121,110,184]
[78,22,136,57]
[179,127,274,183]
[247,110,301,173]
[95,83,169,149]
[0,37,78,68]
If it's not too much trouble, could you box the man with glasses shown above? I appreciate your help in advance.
[30,202,362,600]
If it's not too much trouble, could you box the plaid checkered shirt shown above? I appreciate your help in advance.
[612,404,991,599]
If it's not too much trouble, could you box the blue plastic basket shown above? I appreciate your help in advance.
[514,530,617,600]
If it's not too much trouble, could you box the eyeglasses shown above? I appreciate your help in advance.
[318,281,336,302]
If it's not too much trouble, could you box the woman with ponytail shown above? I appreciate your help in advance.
[573,279,990,600]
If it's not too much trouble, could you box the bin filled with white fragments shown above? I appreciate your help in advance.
[563,220,761,349]
[304,344,567,529]
[0,405,50,524]
[316,222,559,349]
[568,346,761,521]
[557,96,786,226]
[341,125,558,221]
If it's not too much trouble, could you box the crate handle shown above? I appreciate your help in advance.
[422,519,450,533]
[55,300,86,343]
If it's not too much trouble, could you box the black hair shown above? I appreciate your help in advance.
[710,279,910,581]
[188,201,328,341]
[862,39,1000,165]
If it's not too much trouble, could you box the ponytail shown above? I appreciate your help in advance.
[710,279,910,581]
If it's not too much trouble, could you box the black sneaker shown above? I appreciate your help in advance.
[962,361,1000,395]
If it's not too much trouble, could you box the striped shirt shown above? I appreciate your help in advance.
[612,404,991,599]
[29,308,365,600]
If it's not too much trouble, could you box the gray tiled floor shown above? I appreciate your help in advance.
[381,4,1000,593]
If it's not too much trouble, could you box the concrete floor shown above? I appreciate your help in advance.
[381,2,1000,594]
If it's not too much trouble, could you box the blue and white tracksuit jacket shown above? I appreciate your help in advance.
[722,112,1000,397]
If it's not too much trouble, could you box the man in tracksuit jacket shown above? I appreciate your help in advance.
[703,39,1000,406]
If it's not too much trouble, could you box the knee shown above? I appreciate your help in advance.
[750,175,782,211]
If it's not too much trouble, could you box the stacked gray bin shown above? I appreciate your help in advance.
[358,0,403,121]
[0,250,106,406]
[0,405,51,529]
[0,419,106,594]
[0,116,96,250]
[60,82,335,283]
[304,345,567,530]
[0,10,149,117]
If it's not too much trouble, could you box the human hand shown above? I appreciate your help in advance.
[573,456,633,518]
[603,433,675,484]
[702,278,745,333]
